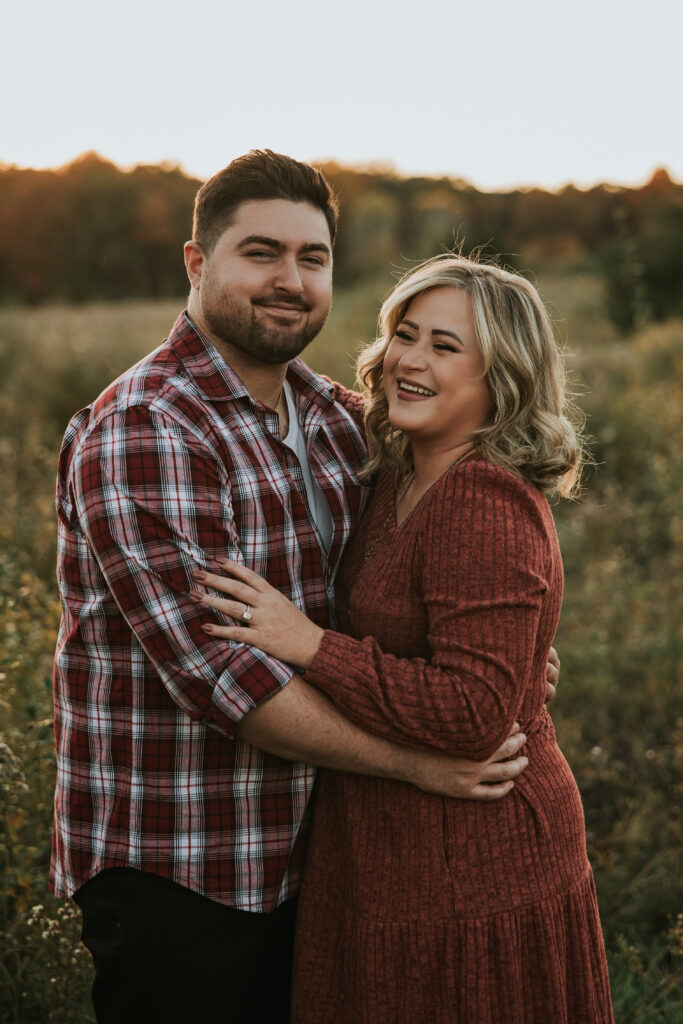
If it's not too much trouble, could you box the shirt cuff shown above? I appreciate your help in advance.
[210,648,296,732]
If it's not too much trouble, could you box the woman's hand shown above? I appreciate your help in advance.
[545,646,560,704]
[192,559,325,669]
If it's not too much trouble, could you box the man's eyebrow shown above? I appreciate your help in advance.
[399,319,464,345]
[237,235,331,257]
[237,235,284,250]
[300,242,332,257]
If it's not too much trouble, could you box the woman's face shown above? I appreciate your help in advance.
[382,287,492,449]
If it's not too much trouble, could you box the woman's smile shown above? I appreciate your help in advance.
[396,376,437,400]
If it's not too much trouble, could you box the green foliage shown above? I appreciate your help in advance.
[547,310,683,1017]
[0,279,681,1019]
[2,154,682,325]
[0,552,94,1021]
[607,921,683,1023]
[598,176,683,332]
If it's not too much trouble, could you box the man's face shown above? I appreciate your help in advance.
[191,199,333,365]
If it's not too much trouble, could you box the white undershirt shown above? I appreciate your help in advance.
[282,380,334,554]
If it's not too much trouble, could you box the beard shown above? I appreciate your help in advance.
[200,277,330,365]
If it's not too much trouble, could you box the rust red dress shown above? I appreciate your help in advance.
[292,457,613,1024]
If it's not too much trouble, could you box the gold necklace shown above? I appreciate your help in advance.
[395,446,476,527]
[362,447,476,564]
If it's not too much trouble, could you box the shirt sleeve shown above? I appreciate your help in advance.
[67,403,294,737]
[304,463,553,759]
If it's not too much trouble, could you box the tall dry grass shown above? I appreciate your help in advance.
[1,271,681,1021]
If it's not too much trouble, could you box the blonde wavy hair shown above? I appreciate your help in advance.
[357,254,586,498]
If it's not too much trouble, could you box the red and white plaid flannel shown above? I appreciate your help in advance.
[51,312,368,911]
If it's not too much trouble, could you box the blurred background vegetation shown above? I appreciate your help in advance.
[0,155,681,1021]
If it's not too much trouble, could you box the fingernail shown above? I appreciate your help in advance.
[519,735,526,745]
[520,757,528,767]
[195,571,207,580]
[201,624,215,633]
[189,590,206,601]
[512,722,520,733]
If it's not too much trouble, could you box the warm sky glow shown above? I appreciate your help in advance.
[3,0,681,190]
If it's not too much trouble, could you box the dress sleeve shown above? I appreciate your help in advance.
[66,404,294,737]
[304,462,553,759]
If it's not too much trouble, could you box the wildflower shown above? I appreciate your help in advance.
[0,738,28,796]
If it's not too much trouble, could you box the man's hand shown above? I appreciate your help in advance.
[408,724,528,801]
[545,646,560,705]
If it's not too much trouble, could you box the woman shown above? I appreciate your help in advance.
[196,256,613,1023]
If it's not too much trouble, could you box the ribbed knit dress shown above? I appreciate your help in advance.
[292,456,613,1024]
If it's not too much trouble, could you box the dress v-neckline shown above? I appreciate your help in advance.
[394,448,477,529]
[362,452,478,565]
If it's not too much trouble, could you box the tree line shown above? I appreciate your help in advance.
[0,152,681,329]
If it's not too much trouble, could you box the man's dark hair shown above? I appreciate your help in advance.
[192,149,339,254]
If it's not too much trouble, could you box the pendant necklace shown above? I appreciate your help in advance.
[396,446,476,526]
[363,447,476,563]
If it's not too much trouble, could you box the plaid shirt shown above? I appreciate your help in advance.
[51,312,368,912]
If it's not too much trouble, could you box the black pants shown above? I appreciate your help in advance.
[74,868,297,1024]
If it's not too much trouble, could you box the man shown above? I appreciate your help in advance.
[53,150,556,1023]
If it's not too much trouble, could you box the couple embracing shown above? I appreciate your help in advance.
[52,150,613,1023]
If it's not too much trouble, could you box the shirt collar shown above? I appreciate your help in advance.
[168,311,336,411]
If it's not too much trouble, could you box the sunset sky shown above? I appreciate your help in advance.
[4,0,681,190]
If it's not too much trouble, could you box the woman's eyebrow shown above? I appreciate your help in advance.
[432,328,464,345]
[399,319,463,345]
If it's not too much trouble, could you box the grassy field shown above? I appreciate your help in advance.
[1,269,681,1021]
